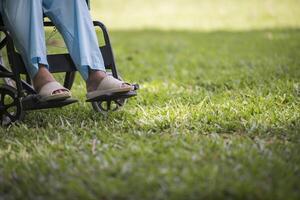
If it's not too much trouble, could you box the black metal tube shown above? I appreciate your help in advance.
[6,36,24,97]
[93,21,118,78]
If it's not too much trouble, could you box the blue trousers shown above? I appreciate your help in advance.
[0,0,105,80]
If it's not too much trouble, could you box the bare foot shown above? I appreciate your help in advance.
[33,65,65,94]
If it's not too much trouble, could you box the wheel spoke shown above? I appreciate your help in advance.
[0,114,4,125]
[111,101,119,111]
[107,101,111,111]
[0,86,23,125]
[4,110,16,121]
[99,102,107,112]
[114,100,123,106]
[1,93,5,103]
[102,101,110,112]
[4,101,17,109]
[92,99,124,114]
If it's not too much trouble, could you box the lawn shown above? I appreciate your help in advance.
[1,0,300,200]
[90,0,300,30]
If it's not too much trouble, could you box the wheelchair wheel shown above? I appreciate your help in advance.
[4,78,16,88]
[0,85,24,126]
[92,98,127,114]
[91,73,127,114]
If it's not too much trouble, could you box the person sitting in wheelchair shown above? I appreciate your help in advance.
[0,0,133,102]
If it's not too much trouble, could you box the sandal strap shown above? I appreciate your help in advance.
[97,76,128,90]
[39,82,69,96]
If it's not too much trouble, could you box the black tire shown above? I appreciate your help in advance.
[0,84,24,126]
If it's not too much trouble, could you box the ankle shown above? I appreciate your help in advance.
[33,66,55,92]
[88,69,106,79]
[86,70,107,92]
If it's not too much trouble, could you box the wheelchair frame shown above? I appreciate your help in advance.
[0,1,138,125]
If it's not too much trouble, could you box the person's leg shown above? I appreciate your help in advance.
[42,0,134,97]
[42,0,106,81]
[42,0,132,94]
[1,0,66,94]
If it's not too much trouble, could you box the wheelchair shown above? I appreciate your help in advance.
[0,0,139,126]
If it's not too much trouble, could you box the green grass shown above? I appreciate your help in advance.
[1,0,300,199]
[1,29,299,200]
[90,0,300,31]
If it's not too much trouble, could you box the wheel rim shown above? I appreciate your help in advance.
[92,99,126,114]
[0,86,23,126]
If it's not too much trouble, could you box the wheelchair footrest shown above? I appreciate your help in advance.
[86,90,137,102]
[22,95,78,111]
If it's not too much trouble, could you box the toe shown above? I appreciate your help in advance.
[121,83,132,89]
[53,89,66,95]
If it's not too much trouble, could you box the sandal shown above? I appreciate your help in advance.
[38,81,71,102]
[86,76,134,100]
